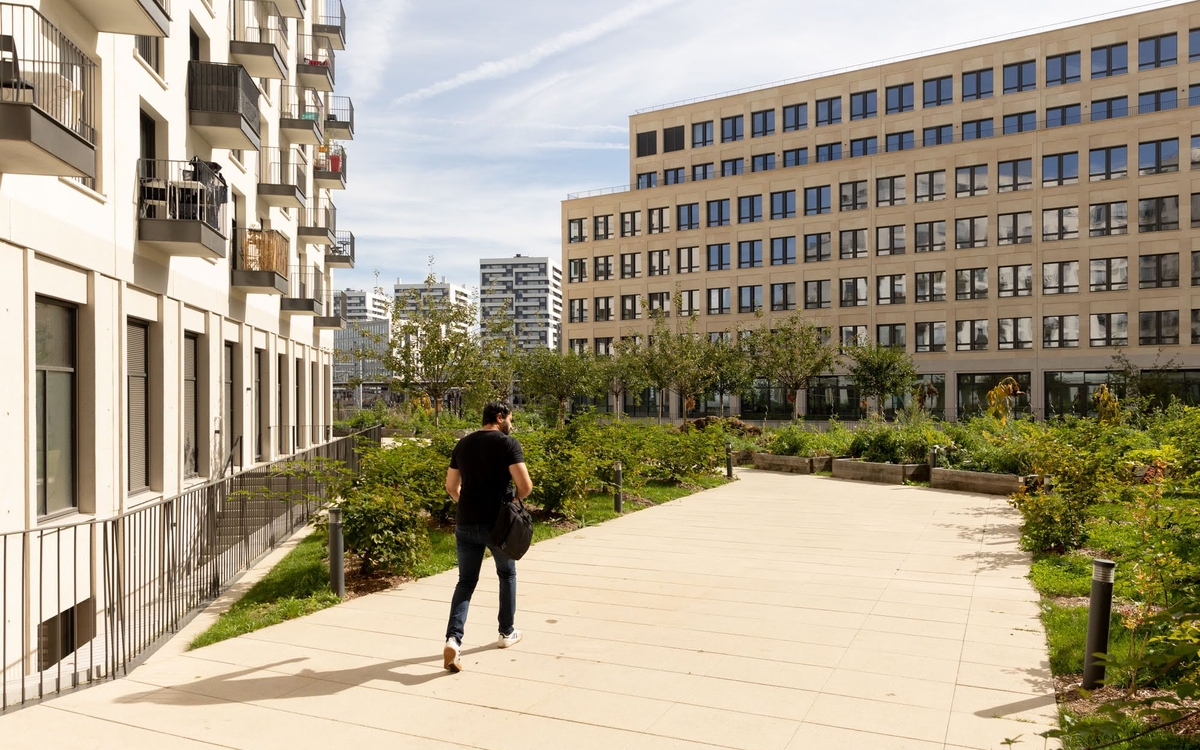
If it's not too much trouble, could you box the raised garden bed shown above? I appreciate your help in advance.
[832,459,929,484]
[930,467,1024,495]
[752,453,811,474]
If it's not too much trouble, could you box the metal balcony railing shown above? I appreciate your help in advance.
[0,4,98,145]
[280,84,323,125]
[328,95,353,128]
[316,142,346,178]
[315,0,345,40]
[326,289,348,317]
[329,230,354,262]
[296,34,333,79]
[232,0,288,52]
[298,200,336,231]
[137,158,228,232]
[236,227,288,275]
[257,146,306,188]
[288,265,324,301]
[187,60,261,136]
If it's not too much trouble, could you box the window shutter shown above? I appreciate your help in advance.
[127,321,149,492]
[183,335,197,477]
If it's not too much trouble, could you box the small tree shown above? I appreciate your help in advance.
[661,305,713,419]
[645,313,674,424]
[516,348,598,427]
[596,335,649,419]
[844,343,919,417]
[470,295,518,411]
[706,331,755,418]
[747,311,839,421]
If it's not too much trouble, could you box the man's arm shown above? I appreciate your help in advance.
[509,462,533,500]
[445,467,461,502]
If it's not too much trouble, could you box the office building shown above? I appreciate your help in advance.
[480,255,563,350]
[342,286,390,322]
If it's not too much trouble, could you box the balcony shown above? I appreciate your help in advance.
[325,230,353,268]
[313,142,346,189]
[256,146,305,208]
[314,290,347,329]
[312,0,345,49]
[296,35,334,92]
[0,5,98,178]
[325,95,353,140]
[274,0,304,18]
[232,228,288,294]
[187,60,261,150]
[281,265,324,316]
[229,1,287,80]
[278,84,322,145]
[297,200,335,246]
[70,0,169,36]
[136,158,227,258]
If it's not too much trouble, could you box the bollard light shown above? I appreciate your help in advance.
[1082,559,1116,690]
[726,441,734,479]
[613,461,623,514]
[328,506,346,598]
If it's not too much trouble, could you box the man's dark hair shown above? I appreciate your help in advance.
[482,402,512,426]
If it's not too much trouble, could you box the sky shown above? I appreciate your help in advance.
[332,0,1186,295]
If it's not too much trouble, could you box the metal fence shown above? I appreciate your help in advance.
[187,60,261,137]
[0,425,381,713]
[137,158,229,233]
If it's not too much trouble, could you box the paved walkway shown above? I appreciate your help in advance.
[2,470,1057,749]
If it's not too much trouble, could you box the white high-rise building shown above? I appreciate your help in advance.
[342,287,390,322]
[480,255,563,350]
[394,277,472,315]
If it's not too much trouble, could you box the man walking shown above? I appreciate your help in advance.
[443,402,533,673]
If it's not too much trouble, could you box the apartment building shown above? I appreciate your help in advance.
[342,286,390,322]
[480,255,563,350]
[394,277,472,312]
[563,2,1200,420]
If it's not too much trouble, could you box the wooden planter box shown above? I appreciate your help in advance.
[810,455,836,473]
[752,453,812,474]
[732,448,755,465]
[833,459,929,484]
[930,467,1024,495]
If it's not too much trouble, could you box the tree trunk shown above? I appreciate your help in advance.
[792,388,800,422]
[434,396,442,427]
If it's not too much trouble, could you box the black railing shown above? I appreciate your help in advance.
[280,84,323,129]
[317,142,346,179]
[327,95,353,130]
[0,4,98,145]
[257,146,306,191]
[235,228,288,275]
[187,60,261,136]
[287,265,324,304]
[299,200,336,231]
[137,158,228,233]
[0,425,382,712]
[297,34,334,82]
[329,230,354,262]
[232,0,288,53]
[316,0,345,36]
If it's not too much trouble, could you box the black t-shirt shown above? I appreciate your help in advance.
[449,430,525,526]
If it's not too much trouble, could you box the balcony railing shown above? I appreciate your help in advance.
[313,0,345,49]
[257,146,306,188]
[137,158,227,232]
[280,84,323,124]
[298,200,336,231]
[326,95,353,137]
[232,0,288,49]
[187,60,261,135]
[296,34,334,88]
[287,265,324,301]
[0,4,98,145]
[236,227,288,275]
[328,230,354,261]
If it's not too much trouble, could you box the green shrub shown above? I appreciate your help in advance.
[357,438,454,522]
[1011,490,1089,552]
[519,428,593,518]
[338,487,431,575]
[766,419,853,457]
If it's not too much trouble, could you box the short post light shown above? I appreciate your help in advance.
[613,461,623,514]
[1082,559,1116,690]
[726,441,734,479]
[328,506,345,598]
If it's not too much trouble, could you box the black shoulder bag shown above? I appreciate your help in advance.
[490,496,533,561]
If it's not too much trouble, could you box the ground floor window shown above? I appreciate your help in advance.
[1044,371,1124,418]
[884,374,946,420]
[740,379,793,420]
[806,376,863,421]
[36,298,76,517]
[957,372,1031,420]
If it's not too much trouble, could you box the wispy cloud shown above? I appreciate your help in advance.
[536,140,628,150]
[392,0,684,105]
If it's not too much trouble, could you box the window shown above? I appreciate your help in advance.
[1193,84,1200,107]
[804,232,832,262]
[568,339,588,355]
[36,299,75,516]
[637,172,657,189]
[886,131,914,152]
[649,249,669,276]
[620,252,641,279]
[1090,313,1128,347]
[770,190,796,219]
[663,125,685,153]
[771,236,796,265]
[1043,315,1080,349]
[876,175,905,206]
[1003,60,1036,93]
[1089,146,1127,181]
[840,277,868,307]
[594,214,613,239]
[738,194,762,223]
[1089,201,1128,236]
[877,274,906,305]
[885,83,913,113]
[721,115,744,142]
[620,294,641,321]
[915,170,945,202]
[678,290,699,316]
[568,258,587,283]
[136,35,162,74]
[738,240,763,268]
[783,148,808,167]
[962,68,993,100]
[707,243,731,271]
[876,225,906,255]
[568,218,586,243]
[915,221,947,253]
[955,165,987,197]
[569,298,588,323]
[752,153,776,172]
[1002,112,1036,134]
[677,203,700,230]
[840,325,868,347]
[648,292,669,316]
[594,255,613,281]
[816,142,842,162]
[1092,43,1128,77]
[692,163,714,182]
[1046,104,1081,128]
[1193,194,1200,227]
[749,110,775,138]
[1139,253,1179,288]
[839,229,868,259]
[955,216,987,248]
[738,285,763,313]
[594,297,613,322]
[962,118,993,140]
[804,185,831,215]
[783,103,807,131]
[924,76,953,107]
[916,321,947,352]
[1091,96,1128,120]
[707,199,730,226]
[707,287,731,315]
[956,320,989,351]
[1089,257,1128,292]
[594,337,614,357]
[128,319,150,493]
[997,212,1033,245]
[804,279,831,309]
[620,211,641,237]
[816,97,841,125]
[1139,88,1177,114]
[998,264,1033,297]
[955,268,988,300]
[664,167,684,185]
[1139,33,1177,70]
[1047,52,1081,85]
[1193,28,1200,61]
[636,131,657,157]
[1039,152,1078,187]
[848,90,877,121]
[916,271,946,302]
[999,318,1034,350]
[692,121,713,147]
[648,207,669,234]
[1042,207,1079,241]
[923,125,953,147]
[850,137,878,157]
[1194,251,1200,285]
[998,158,1033,192]
[677,246,700,274]
[840,180,867,211]
[1138,138,1179,175]
[721,158,745,177]
[1043,260,1079,294]
[1140,310,1180,345]
[1138,196,1180,232]
[771,282,797,311]
[878,324,906,349]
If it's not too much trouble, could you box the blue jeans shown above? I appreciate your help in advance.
[445,523,516,645]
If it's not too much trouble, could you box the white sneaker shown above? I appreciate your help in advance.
[443,638,462,672]
[497,629,522,648]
